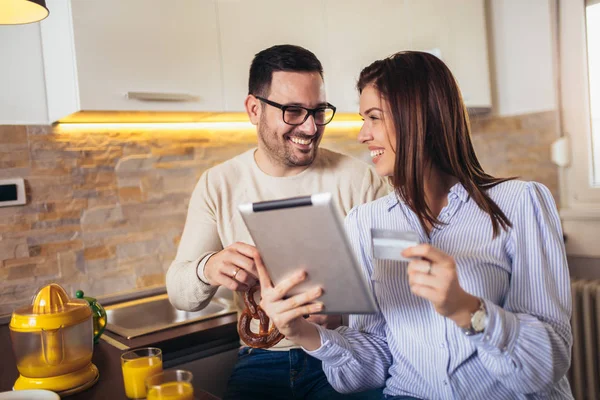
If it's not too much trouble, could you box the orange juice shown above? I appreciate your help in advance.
[17,346,91,378]
[147,382,194,400]
[122,355,163,399]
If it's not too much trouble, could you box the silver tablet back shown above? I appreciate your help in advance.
[238,193,377,314]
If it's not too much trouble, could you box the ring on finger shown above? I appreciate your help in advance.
[232,267,241,280]
[426,261,433,275]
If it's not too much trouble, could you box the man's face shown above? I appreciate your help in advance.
[255,71,327,167]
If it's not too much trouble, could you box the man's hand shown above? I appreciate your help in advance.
[203,242,259,291]
[305,314,343,330]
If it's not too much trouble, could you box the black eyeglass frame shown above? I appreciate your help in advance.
[254,95,337,126]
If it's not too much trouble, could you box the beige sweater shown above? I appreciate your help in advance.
[166,147,389,350]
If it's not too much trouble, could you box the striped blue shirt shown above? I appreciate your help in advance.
[307,180,573,399]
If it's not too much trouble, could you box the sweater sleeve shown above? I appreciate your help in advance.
[166,170,222,311]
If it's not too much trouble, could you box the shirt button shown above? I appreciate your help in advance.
[440,343,445,348]
[443,380,448,385]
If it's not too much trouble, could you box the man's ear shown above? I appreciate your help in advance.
[245,95,261,125]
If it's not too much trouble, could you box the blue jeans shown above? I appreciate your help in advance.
[222,347,384,400]
[382,396,421,400]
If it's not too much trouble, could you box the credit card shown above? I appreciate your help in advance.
[371,229,419,261]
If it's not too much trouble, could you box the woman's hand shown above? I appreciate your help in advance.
[255,257,324,350]
[402,244,480,328]
[306,314,344,330]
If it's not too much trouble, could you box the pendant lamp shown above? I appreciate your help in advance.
[0,0,49,25]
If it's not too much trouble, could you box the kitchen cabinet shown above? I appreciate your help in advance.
[1,0,225,124]
[41,0,224,122]
[0,24,48,124]
[324,0,491,113]
[217,0,330,111]
[427,0,491,111]
[217,0,491,113]
[0,0,492,124]
[323,0,411,113]
[72,0,223,112]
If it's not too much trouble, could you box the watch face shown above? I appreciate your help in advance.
[472,310,486,332]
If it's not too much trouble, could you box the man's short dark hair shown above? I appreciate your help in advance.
[248,44,324,97]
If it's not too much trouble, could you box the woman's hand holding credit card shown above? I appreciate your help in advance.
[371,229,419,261]
[374,229,481,328]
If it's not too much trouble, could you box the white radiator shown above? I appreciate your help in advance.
[569,279,600,400]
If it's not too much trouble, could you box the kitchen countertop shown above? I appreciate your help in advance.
[0,312,239,399]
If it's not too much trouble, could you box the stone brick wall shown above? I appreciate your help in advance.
[470,111,560,197]
[0,110,558,314]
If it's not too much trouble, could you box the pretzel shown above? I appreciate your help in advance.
[237,285,284,348]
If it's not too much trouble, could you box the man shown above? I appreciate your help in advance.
[166,44,388,399]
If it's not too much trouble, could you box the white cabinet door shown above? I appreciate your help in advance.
[0,24,49,124]
[325,0,491,113]
[324,0,411,113]
[70,0,224,112]
[398,0,492,108]
[425,0,491,109]
[217,0,329,111]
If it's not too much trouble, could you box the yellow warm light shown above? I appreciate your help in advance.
[56,121,256,132]
[327,121,364,129]
[56,120,364,132]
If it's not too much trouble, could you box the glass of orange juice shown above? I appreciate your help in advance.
[121,347,163,399]
[146,369,194,400]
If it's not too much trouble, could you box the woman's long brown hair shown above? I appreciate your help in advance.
[357,51,514,238]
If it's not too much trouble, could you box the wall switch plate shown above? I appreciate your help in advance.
[0,178,26,207]
[551,136,571,167]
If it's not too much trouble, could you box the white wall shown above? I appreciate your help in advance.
[0,24,48,124]
[488,0,556,116]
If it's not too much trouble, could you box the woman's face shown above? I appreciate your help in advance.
[358,85,396,177]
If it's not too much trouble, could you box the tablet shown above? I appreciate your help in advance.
[238,193,378,314]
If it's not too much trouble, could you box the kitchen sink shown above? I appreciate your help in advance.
[105,294,236,339]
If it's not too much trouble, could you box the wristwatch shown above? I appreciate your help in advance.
[462,299,487,336]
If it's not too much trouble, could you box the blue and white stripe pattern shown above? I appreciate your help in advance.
[307,180,573,399]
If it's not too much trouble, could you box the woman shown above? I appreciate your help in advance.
[255,51,573,399]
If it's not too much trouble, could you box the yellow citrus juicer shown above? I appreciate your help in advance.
[9,283,99,395]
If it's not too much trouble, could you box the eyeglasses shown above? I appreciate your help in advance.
[254,96,336,126]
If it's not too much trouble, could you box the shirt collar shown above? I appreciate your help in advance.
[384,182,469,212]
[449,182,469,203]
[385,192,400,211]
